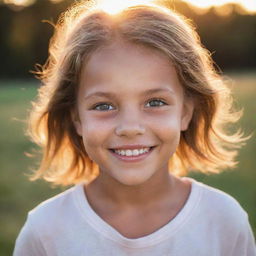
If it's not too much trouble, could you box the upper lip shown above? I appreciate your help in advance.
[110,145,155,150]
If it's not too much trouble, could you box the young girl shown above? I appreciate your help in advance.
[14,1,256,255]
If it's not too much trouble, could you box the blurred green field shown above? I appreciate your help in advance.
[0,74,255,255]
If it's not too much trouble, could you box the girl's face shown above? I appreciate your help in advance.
[74,40,193,186]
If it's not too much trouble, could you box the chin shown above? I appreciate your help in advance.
[114,172,154,187]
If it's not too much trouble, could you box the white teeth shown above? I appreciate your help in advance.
[113,148,150,156]
[139,149,144,154]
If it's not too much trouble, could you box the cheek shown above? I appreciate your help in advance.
[151,112,182,143]
[80,115,113,148]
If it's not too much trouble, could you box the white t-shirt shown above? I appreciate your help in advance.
[13,177,256,256]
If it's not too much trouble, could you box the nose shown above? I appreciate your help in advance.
[115,109,146,137]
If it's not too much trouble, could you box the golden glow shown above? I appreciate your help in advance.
[3,0,256,14]
[49,0,63,3]
[186,0,256,13]
[96,0,155,14]
[4,0,35,6]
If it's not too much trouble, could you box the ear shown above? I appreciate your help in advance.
[181,96,194,131]
[71,109,82,136]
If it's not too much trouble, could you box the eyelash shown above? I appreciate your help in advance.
[91,98,167,111]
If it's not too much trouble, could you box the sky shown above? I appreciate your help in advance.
[3,0,256,13]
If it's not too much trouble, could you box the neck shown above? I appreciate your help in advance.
[86,169,179,209]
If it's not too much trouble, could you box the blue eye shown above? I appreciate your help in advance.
[91,99,166,111]
[146,99,167,107]
[92,103,114,111]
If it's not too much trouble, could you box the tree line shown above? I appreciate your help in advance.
[0,0,255,79]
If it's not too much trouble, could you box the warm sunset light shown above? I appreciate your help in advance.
[3,0,256,13]
[95,0,256,14]
[4,0,35,7]
[96,0,155,14]
[94,0,256,15]
[187,0,256,12]
[49,0,63,3]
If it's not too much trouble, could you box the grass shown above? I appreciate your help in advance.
[0,74,255,255]
[0,81,67,255]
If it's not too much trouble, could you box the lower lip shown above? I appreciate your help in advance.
[109,147,155,163]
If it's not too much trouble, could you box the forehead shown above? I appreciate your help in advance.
[82,40,174,78]
[79,40,183,96]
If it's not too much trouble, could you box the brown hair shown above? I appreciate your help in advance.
[28,1,245,186]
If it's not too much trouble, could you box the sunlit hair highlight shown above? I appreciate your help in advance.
[28,0,246,186]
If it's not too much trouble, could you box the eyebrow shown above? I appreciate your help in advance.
[84,88,174,101]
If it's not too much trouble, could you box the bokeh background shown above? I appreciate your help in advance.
[0,0,255,254]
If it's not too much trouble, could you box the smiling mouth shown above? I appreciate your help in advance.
[109,146,156,157]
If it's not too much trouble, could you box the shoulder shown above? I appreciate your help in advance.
[14,184,87,255]
[30,185,76,213]
[189,178,256,255]
[27,184,82,229]
[14,185,79,255]
[190,178,248,228]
